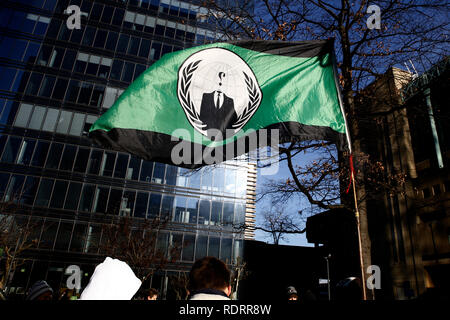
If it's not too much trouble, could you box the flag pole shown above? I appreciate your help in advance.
[330,39,368,300]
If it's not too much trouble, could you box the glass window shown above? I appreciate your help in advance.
[0,100,18,126]
[101,6,113,24]
[56,110,72,134]
[88,150,103,175]
[139,39,151,58]
[21,176,39,205]
[198,200,211,225]
[128,37,140,55]
[201,168,212,191]
[114,154,129,178]
[4,175,25,202]
[34,16,50,35]
[0,172,10,201]
[39,219,58,249]
[223,202,234,226]
[165,165,177,185]
[155,24,165,36]
[134,192,149,218]
[121,62,134,82]
[186,197,198,224]
[86,58,99,76]
[195,235,208,260]
[85,225,101,253]
[94,29,107,48]
[189,170,201,188]
[220,238,232,263]
[169,233,182,261]
[150,42,161,60]
[98,59,111,78]
[100,152,116,177]
[46,18,61,38]
[37,45,52,66]
[25,73,43,95]
[31,141,50,167]
[156,232,168,256]
[91,85,105,107]
[0,67,14,91]
[57,23,71,41]
[147,193,161,219]
[105,32,119,51]
[59,145,77,171]
[50,180,68,208]
[64,182,82,210]
[69,113,85,136]
[110,60,123,80]
[140,161,153,182]
[45,143,63,169]
[52,78,69,100]
[176,168,189,187]
[54,222,73,251]
[161,195,174,219]
[28,106,46,130]
[73,147,90,173]
[234,203,245,225]
[134,64,146,80]
[162,44,172,56]
[112,9,125,26]
[42,108,59,132]
[213,167,225,192]
[61,50,76,70]
[121,190,136,217]
[35,178,54,207]
[48,47,64,68]
[90,3,103,21]
[211,201,222,225]
[70,28,83,43]
[173,197,187,223]
[82,26,96,46]
[209,237,220,258]
[182,234,195,261]
[78,82,93,105]
[16,139,36,165]
[79,184,95,212]
[127,156,140,180]
[117,34,130,53]
[65,80,81,102]
[107,189,122,215]
[70,223,87,252]
[14,103,33,128]
[83,115,97,135]
[1,136,22,163]
[152,163,165,183]
[93,187,109,213]
[225,168,237,194]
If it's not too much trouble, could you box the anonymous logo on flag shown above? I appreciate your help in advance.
[177,47,262,141]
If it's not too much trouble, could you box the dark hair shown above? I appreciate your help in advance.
[188,257,231,292]
[148,288,159,298]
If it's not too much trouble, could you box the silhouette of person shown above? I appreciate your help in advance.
[199,87,237,140]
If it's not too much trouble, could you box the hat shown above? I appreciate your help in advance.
[287,286,298,295]
[26,280,53,300]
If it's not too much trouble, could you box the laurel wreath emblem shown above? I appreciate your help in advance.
[178,60,262,137]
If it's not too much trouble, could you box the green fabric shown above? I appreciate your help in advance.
[90,42,345,147]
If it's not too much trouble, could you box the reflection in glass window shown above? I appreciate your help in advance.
[128,37,140,55]
[39,220,58,249]
[31,141,50,167]
[73,147,90,173]
[93,187,109,214]
[147,193,161,219]
[79,184,95,212]
[189,170,201,188]
[85,225,101,254]
[110,60,123,80]
[4,175,25,202]
[160,195,174,219]
[69,113,85,136]
[117,34,130,53]
[16,139,36,165]
[25,73,43,96]
[62,50,76,70]
[211,201,222,225]
[107,189,123,215]
[64,182,82,210]
[140,161,153,182]
[195,235,208,260]
[21,176,39,205]
[198,200,211,225]
[122,62,134,83]
[48,47,64,68]
[42,108,59,132]
[201,168,212,191]
[127,156,140,180]
[169,233,182,261]
[220,238,232,263]
[213,167,225,192]
[114,154,129,178]
[0,172,10,201]
[236,168,247,197]
[45,143,63,169]
[59,145,76,171]
[82,26,96,46]
[186,197,198,224]
[234,203,246,225]
[156,232,168,256]
[134,192,149,218]
[70,223,87,252]
[54,222,73,251]
[121,190,136,217]
[14,103,33,128]
[233,239,243,264]
[100,152,115,177]
[165,165,177,185]
[176,168,189,187]
[223,202,234,226]
[182,234,195,262]
[56,110,72,134]
[152,162,165,184]
[65,80,80,102]
[1,136,22,163]
[225,168,237,194]
[88,150,103,175]
[35,178,54,207]
[173,197,187,223]
[78,83,93,105]
[53,78,69,100]
[50,180,68,208]
[105,32,119,51]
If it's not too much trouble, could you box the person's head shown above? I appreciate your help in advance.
[287,286,298,301]
[147,288,158,300]
[188,257,231,296]
[26,280,53,301]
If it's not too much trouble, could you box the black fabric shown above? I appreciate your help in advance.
[90,121,347,169]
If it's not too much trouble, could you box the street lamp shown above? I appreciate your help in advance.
[324,254,331,301]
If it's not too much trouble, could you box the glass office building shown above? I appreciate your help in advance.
[0,0,256,299]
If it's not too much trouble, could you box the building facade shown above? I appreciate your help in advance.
[0,0,256,299]
[361,58,450,299]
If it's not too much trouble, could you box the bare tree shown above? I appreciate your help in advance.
[202,0,449,299]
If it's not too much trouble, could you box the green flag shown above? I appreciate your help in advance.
[90,40,348,168]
